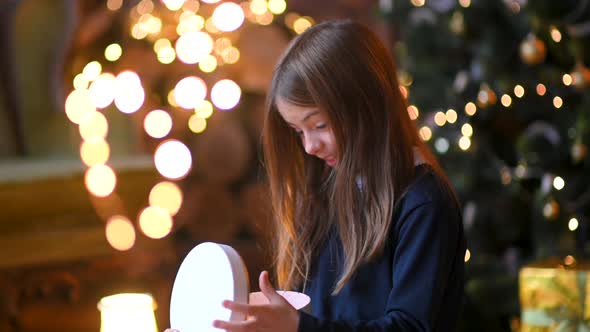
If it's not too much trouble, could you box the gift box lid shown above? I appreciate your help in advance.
[170,242,250,332]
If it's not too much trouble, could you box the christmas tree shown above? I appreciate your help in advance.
[380,0,590,330]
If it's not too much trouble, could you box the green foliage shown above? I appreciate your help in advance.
[381,0,590,330]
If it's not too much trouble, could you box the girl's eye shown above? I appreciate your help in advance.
[316,123,327,129]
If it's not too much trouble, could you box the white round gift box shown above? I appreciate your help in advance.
[170,242,310,332]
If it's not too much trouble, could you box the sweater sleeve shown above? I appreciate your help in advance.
[297,197,463,332]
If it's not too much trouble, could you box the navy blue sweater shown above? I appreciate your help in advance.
[298,165,466,331]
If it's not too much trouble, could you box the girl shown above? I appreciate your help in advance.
[182,19,465,332]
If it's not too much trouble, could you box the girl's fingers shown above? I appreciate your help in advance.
[213,318,256,331]
[259,271,282,303]
[222,300,264,317]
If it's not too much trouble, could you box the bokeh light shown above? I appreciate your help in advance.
[174,76,207,110]
[154,140,193,179]
[550,26,562,42]
[80,139,110,167]
[419,126,432,141]
[83,61,102,81]
[85,164,117,197]
[256,12,274,26]
[143,15,162,35]
[114,71,145,114]
[435,137,450,153]
[183,0,200,11]
[73,74,90,90]
[105,215,136,251]
[107,0,123,11]
[514,85,525,98]
[214,37,232,55]
[211,79,241,110]
[167,90,178,107]
[188,114,207,133]
[157,45,176,64]
[88,73,116,108]
[79,111,109,141]
[569,218,579,231]
[501,94,512,107]
[446,109,457,124]
[212,2,245,32]
[144,109,173,138]
[175,31,214,64]
[198,54,218,73]
[139,206,173,239]
[162,0,185,11]
[194,100,214,118]
[464,249,471,262]
[177,13,205,35]
[72,0,315,250]
[461,123,473,137]
[137,0,155,15]
[293,17,312,34]
[154,38,171,53]
[553,96,563,109]
[149,181,183,216]
[553,176,565,190]
[205,17,220,34]
[105,43,123,62]
[458,136,471,151]
[131,22,149,40]
[434,111,447,126]
[220,46,240,64]
[408,105,419,120]
[465,102,477,116]
[250,0,267,15]
[65,89,97,124]
[268,0,287,14]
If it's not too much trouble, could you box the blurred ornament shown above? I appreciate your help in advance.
[516,121,563,169]
[503,0,522,13]
[519,34,546,65]
[453,70,469,93]
[570,63,590,88]
[470,60,483,81]
[542,199,560,220]
[450,11,465,35]
[398,70,413,86]
[571,142,588,163]
[477,83,497,108]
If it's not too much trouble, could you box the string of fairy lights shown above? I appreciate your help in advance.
[64,0,314,251]
[398,0,590,263]
[66,0,588,257]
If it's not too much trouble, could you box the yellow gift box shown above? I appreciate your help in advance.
[519,257,590,332]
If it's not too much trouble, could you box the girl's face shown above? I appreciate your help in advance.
[276,98,338,167]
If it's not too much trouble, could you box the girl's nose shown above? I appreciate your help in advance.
[304,137,321,155]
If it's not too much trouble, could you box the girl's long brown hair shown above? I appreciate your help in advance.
[263,20,456,294]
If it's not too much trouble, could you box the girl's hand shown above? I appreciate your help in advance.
[212,271,299,332]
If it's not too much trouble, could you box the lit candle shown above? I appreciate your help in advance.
[98,293,158,332]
